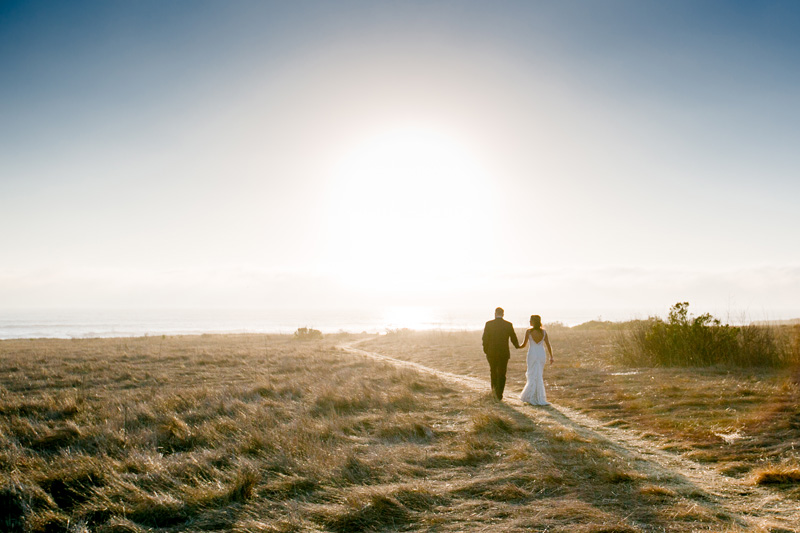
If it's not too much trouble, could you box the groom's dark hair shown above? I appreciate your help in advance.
[495,307,504,318]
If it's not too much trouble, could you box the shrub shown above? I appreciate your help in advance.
[616,302,789,367]
[293,327,323,341]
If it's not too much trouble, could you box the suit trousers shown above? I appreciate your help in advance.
[486,354,509,400]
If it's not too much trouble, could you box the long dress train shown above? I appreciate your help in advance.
[520,330,549,405]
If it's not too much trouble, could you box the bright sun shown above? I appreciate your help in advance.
[326,124,496,289]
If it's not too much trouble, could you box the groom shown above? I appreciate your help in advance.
[482,307,520,401]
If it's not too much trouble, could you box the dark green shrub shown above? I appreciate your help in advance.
[617,302,788,367]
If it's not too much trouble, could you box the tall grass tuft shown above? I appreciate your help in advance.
[616,302,794,367]
[751,464,800,486]
[470,412,516,436]
[320,492,410,532]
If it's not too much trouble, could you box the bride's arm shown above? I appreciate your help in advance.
[545,333,554,363]
[519,329,529,349]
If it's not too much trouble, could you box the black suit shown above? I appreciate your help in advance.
[482,317,520,400]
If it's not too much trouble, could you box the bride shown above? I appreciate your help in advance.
[519,314,554,405]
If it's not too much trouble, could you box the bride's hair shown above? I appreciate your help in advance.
[530,315,542,330]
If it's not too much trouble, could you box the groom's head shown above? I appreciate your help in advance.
[495,307,504,318]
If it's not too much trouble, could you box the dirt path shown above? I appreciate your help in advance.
[340,340,800,533]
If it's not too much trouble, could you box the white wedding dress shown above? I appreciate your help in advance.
[520,330,549,405]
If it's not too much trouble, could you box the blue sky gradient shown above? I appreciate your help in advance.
[2,1,799,323]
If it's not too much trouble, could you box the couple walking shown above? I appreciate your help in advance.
[482,307,554,405]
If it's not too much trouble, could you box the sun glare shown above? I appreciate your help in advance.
[325,124,496,288]
[382,306,437,330]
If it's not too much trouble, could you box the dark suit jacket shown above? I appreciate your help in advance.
[482,318,520,359]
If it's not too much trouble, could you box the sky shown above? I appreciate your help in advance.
[1,0,799,327]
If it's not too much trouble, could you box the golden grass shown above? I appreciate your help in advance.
[0,333,779,531]
[638,484,678,500]
[752,466,800,485]
[362,329,800,487]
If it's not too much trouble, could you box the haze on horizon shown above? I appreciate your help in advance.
[2,0,799,327]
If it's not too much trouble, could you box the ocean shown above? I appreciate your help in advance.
[0,308,482,340]
[0,308,611,340]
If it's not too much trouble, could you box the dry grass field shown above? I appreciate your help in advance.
[363,327,800,495]
[1,331,798,532]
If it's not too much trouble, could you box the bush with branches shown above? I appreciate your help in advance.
[294,327,323,341]
[617,302,788,367]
